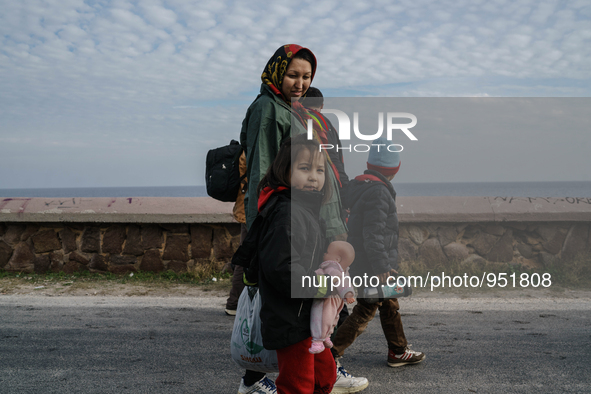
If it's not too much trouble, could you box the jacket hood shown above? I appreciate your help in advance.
[348,170,396,206]
[258,186,288,212]
[257,187,323,217]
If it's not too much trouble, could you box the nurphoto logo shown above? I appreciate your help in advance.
[307,110,418,152]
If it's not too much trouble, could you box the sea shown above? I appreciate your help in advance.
[0,181,590,198]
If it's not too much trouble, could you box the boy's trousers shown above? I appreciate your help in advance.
[331,297,408,356]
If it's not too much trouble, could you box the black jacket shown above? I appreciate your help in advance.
[346,170,399,278]
[256,188,326,350]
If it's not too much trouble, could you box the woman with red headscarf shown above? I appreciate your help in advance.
[241,45,346,240]
[235,44,363,394]
[241,44,316,230]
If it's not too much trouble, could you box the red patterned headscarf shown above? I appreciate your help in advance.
[261,44,317,102]
[261,45,335,180]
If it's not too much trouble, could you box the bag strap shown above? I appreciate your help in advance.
[239,174,248,193]
[231,144,243,163]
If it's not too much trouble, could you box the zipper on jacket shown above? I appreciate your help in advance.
[299,238,318,318]
[309,238,318,271]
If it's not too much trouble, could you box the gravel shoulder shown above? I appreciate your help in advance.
[0,276,230,298]
[1,277,590,311]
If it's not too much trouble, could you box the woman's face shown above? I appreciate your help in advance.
[281,58,312,101]
[291,148,325,192]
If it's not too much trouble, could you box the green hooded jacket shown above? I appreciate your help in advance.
[240,84,347,238]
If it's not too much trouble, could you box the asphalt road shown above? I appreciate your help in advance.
[1,293,590,393]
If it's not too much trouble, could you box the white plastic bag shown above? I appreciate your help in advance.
[231,286,279,372]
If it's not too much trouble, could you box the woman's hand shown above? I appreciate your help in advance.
[377,271,389,285]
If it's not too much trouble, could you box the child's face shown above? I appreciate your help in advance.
[291,148,325,192]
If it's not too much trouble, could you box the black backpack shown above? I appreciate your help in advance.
[205,140,246,202]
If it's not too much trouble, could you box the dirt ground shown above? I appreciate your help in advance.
[2,275,589,301]
[0,276,231,298]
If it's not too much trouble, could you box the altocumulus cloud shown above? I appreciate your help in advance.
[0,0,590,188]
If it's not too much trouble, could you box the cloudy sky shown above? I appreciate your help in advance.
[1,0,590,189]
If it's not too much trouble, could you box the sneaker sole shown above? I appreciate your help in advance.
[330,380,369,393]
[225,309,237,316]
[387,355,426,368]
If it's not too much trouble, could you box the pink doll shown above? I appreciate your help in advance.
[309,241,356,354]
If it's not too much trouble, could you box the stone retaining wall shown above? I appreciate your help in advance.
[397,222,590,270]
[1,196,590,274]
[0,222,240,274]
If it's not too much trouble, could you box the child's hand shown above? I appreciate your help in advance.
[345,292,355,304]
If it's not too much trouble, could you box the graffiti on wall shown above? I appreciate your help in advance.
[493,197,591,205]
[0,197,139,214]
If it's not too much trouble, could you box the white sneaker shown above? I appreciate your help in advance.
[238,376,277,394]
[225,308,237,316]
[330,361,369,393]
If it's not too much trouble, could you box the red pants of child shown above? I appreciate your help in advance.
[276,337,336,394]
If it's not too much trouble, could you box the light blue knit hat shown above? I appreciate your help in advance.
[367,137,401,176]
